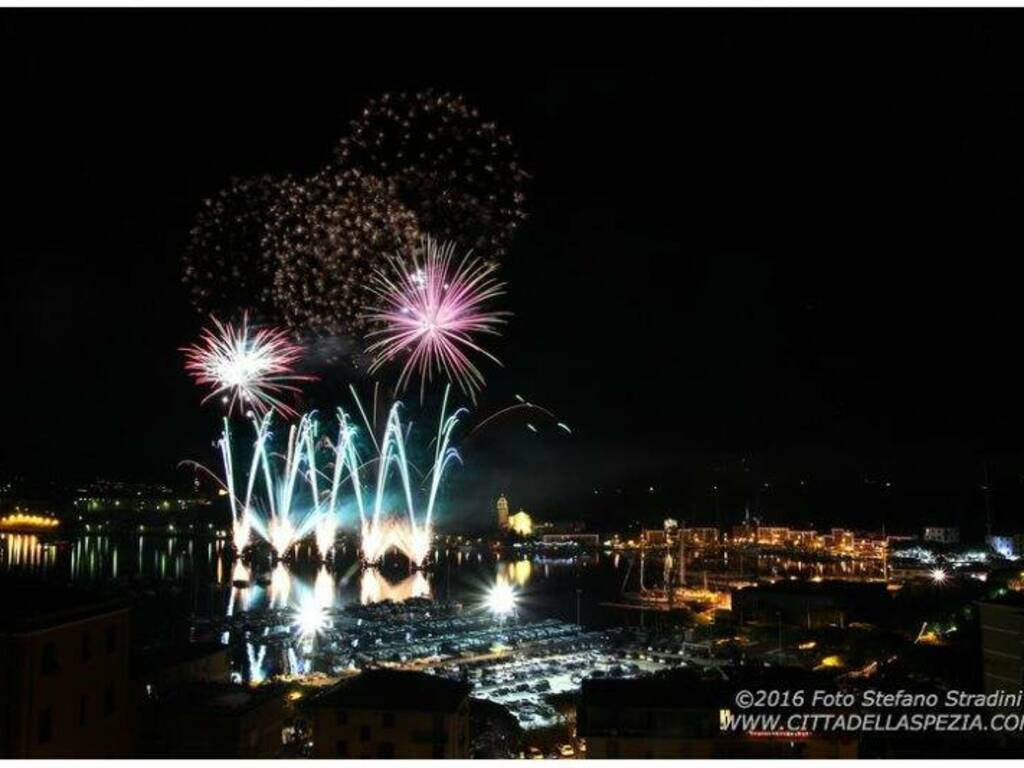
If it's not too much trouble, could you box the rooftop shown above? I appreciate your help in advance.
[0,574,131,634]
[309,669,470,713]
[581,669,723,711]
[150,682,286,716]
[978,590,1024,609]
[581,666,834,711]
[133,640,228,676]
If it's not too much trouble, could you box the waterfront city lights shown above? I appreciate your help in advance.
[931,568,948,584]
[487,579,518,617]
[0,513,60,531]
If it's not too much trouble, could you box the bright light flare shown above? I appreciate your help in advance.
[313,566,335,609]
[269,562,292,609]
[268,516,297,559]
[364,238,507,401]
[360,519,434,568]
[486,579,518,617]
[314,514,338,560]
[232,511,252,551]
[930,568,948,583]
[231,560,250,585]
[293,595,328,638]
[182,313,314,417]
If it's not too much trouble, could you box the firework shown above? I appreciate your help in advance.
[182,170,420,342]
[204,386,464,567]
[183,91,525,343]
[231,512,252,552]
[336,90,528,260]
[360,568,431,605]
[345,385,464,565]
[364,239,507,400]
[181,175,284,322]
[264,167,421,338]
[270,561,292,608]
[458,394,573,442]
[313,565,335,608]
[313,513,338,559]
[293,591,329,638]
[181,314,314,418]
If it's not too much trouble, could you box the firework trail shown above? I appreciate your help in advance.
[364,238,507,401]
[464,396,571,441]
[336,89,528,260]
[182,314,315,418]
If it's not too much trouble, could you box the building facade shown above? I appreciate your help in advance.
[308,670,470,759]
[579,672,857,758]
[137,682,288,758]
[979,595,1024,694]
[923,527,960,545]
[0,580,133,758]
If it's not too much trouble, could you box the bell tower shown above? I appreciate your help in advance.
[496,494,510,529]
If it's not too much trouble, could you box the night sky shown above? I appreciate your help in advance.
[6,9,1024,536]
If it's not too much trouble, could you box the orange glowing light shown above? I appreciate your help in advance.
[0,513,60,531]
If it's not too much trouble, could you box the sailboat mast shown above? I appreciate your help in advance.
[678,522,686,587]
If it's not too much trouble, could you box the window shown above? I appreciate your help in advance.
[359,724,371,742]
[377,742,395,758]
[432,744,445,758]
[104,685,115,716]
[382,711,395,728]
[335,710,348,725]
[80,695,88,726]
[38,707,52,744]
[41,643,58,675]
[335,740,348,757]
[105,625,117,654]
[81,633,92,662]
[607,739,620,758]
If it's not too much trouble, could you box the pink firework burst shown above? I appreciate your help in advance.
[364,239,507,400]
[182,314,315,418]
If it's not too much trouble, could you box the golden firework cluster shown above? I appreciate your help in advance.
[182,90,527,343]
[182,174,283,323]
[336,90,528,261]
[265,168,420,336]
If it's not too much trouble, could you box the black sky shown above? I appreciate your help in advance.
[5,9,1024,535]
